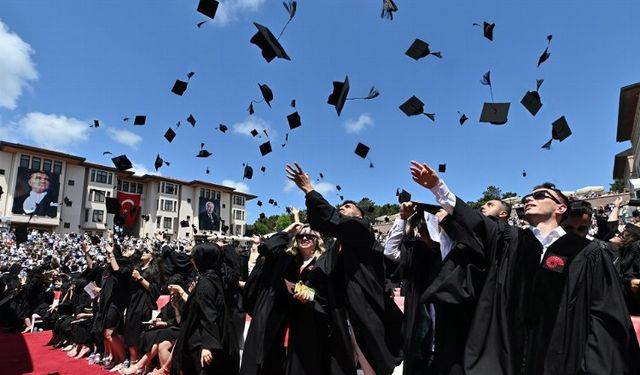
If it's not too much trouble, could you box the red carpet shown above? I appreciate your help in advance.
[0,331,111,375]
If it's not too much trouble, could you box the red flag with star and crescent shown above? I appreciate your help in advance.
[117,191,140,230]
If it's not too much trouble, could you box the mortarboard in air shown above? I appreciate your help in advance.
[381,0,398,20]
[91,120,100,128]
[537,35,552,67]
[287,111,301,129]
[196,0,219,27]
[103,151,112,155]
[412,202,442,215]
[111,155,133,171]
[164,128,176,143]
[134,115,146,125]
[250,22,291,62]
[257,200,263,207]
[268,198,275,205]
[259,213,266,219]
[206,167,210,174]
[196,144,212,158]
[328,76,350,116]
[259,141,273,156]
[521,79,544,116]
[399,96,435,121]
[260,166,266,174]
[218,124,228,133]
[106,197,121,215]
[155,154,170,171]
[354,142,370,159]
[243,164,254,180]
[522,170,527,177]
[281,133,289,147]
[542,116,572,149]
[479,103,510,125]
[405,38,442,60]
[438,164,446,173]
[258,83,274,107]
[290,99,296,107]
[458,112,469,125]
[250,129,259,137]
[187,114,196,127]
[248,102,254,115]
[473,21,495,41]
[398,189,411,203]
[172,80,188,96]
[336,185,342,191]
[180,220,189,228]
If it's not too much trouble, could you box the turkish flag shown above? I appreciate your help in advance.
[117,191,141,229]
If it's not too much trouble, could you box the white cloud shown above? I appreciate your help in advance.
[344,113,373,134]
[222,179,250,193]
[130,162,160,177]
[232,116,277,138]
[16,112,89,150]
[284,180,335,196]
[0,21,38,110]
[215,0,266,26]
[107,128,142,149]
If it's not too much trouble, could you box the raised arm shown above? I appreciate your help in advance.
[383,202,414,262]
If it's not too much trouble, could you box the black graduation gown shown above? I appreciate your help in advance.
[98,257,132,332]
[172,270,240,375]
[448,199,640,375]
[124,269,160,347]
[139,301,182,354]
[306,190,404,375]
[618,241,640,315]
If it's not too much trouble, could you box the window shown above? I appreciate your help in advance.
[200,188,221,201]
[53,161,63,175]
[136,183,143,194]
[160,182,178,195]
[43,159,52,173]
[233,195,245,206]
[19,155,30,168]
[92,209,104,223]
[31,157,41,171]
[68,180,75,186]
[161,199,176,212]
[63,222,70,229]
[84,208,89,222]
[163,217,173,229]
[234,225,243,236]
[123,181,129,192]
[156,216,162,228]
[91,169,112,184]
[90,189,106,203]
[117,179,143,194]
[91,169,95,182]
[233,209,245,221]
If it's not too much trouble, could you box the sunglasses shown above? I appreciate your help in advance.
[521,190,562,205]
[295,234,317,241]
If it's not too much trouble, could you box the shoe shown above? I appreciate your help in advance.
[93,354,102,365]
[108,362,124,372]
[87,353,96,364]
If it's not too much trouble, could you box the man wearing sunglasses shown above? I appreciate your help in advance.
[409,160,639,375]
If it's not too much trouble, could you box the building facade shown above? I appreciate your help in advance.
[614,82,640,197]
[0,141,255,239]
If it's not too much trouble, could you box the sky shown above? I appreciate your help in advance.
[0,0,638,222]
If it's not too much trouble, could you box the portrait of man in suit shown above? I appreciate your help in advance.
[12,168,59,218]
[198,198,220,230]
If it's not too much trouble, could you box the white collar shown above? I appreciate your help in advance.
[529,225,566,248]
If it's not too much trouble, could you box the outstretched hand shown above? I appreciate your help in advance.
[410,160,440,189]
[286,162,314,194]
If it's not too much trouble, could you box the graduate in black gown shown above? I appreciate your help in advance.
[410,161,640,375]
[286,162,404,375]
[616,223,640,314]
[172,242,241,375]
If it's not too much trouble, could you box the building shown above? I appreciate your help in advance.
[0,141,255,239]
[614,82,640,197]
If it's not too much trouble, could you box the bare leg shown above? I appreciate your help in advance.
[129,345,138,363]
[74,345,91,359]
[158,341,173,367]
[110,333,126,364]
[22,318,32,333]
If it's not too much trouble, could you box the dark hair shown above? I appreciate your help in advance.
[532,182,570,221]
[569,200,593,217]
[340,200,364,218]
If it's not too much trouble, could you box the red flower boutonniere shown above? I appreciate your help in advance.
[544,254,566,273]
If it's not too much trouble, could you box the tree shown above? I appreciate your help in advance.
[502,191,517,199]
[468,185,503,209]
[274,214,292,231]
[610,179,625,193]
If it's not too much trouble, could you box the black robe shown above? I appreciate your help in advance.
[124,267,160,347]
[448,199,640,375]
[618,241,640,315]
[306,190,403,375]
[98,257,132,332]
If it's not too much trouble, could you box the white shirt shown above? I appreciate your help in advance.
[529,226,566,262]
[383,218,405,262]
[23,191,47,214]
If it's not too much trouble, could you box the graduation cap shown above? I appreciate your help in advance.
[281,132,290,148]
[287,111,301,129]
[187,114,197,127]
[164,128,176,143]
[458,112,469,125]
[133,115,146,125]
[155,154,170,171]
[473,21,495,41]
[381,0,398,20]
[397,189,411,203]
[218,124,228,133]
[206,167,210,174]
[522,170,527,177]
[259,141,273,156]
[180,220,189,228]
[243,164,254,180]
[627,199,640,207]
[480,103,510,125]
[438,164,446,173]
[196,144,212,158]
[106,197,121,215]
[15,223,28,246]
[542,116,572,149]
[399,96,435,121]
[260,83,274,107]
[171,72,195,96]
[63,196,72,206]
[103,151,112,155]
[250,129,259,137]
[111,155,133,171]
[90,120,100,128]
[405,38,442,60]
[336,185,342,191]
[257,200,263,207]
[354,142,374,167]
[250,22,291,62]
[413,201,442,215]
[537,35,553,67]
[260,166,266,174]
[520,79,544,116]
[268,198,275,205]
[259,212,266,220]
[196,0,219,27]
[328,76,350,116]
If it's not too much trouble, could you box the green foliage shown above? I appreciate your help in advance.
[502,191,517,199]
[468,185,506,209]
[610,179,625,193]
[275,214,292,231]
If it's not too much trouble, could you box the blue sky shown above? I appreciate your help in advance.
[0,0,638,222]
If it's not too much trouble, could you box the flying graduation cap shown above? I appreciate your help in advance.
[259,141,273,156]
[473,21,495,41]
[243,164,254,180]
[397,188,411,203]
[196,0,219,27]
[405,38,442,60]
[248,84,274,113]
[521,79,544,116]
[354,142,374,168]
[542,116,572,149]
[154,154,170,171]
[90,120,100,128]
[111,155,133,171]
[327,76,379,116]
[171,72,195,96]
[196,144,212,158]
[287,111,301,129]
[399,96,435,121]
[458,112,469,125]
[479,71,510,125]
[250,2,297,62]
[217,124,228,133]
[537,35,553,67]
[187,114,197,127]
[123,115,146,125]
[164,128,176,143]
[380,0,398,20]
